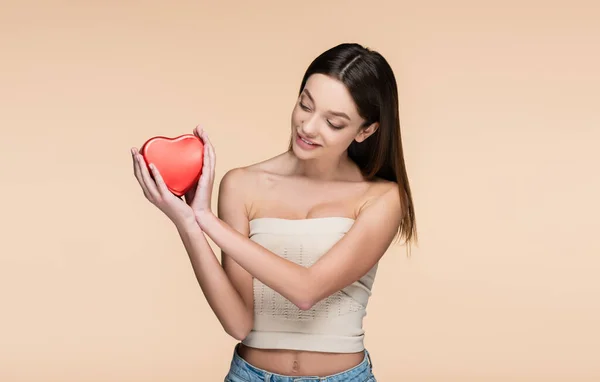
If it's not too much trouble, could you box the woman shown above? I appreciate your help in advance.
[131,43,417,381]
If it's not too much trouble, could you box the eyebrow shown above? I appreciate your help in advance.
[303,89,351,120]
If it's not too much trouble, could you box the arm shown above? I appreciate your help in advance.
[198,172,403,311]
[175,167,254,340]
[175,222,252,340]
[131,144,251,340]
[215,167,255,336]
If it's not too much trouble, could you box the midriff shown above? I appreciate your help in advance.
[237,343,365,377]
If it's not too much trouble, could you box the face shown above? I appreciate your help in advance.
[290,73,378,160]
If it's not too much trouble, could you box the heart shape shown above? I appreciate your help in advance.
[140,134,204,196]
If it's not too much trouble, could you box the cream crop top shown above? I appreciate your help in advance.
[241,217,379,353]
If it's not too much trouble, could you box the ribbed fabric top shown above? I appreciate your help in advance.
[241,217,378,353]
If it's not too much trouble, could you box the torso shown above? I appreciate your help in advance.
[237,343,366,376]
[232,151,392,376]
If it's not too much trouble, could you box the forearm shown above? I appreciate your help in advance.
[197,213,315,310]
[174,220,252,339]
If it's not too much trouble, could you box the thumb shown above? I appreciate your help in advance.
[194,125,203,138]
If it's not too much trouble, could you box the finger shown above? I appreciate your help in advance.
[201,135,213,181]
[136,153,161,201]
[132,148,140,174]
[209,137,216,170]
[201,131,216,173]
[193,125,203,138]
[132,148,152,199]
[198,130,210,162]
[131,148,137,172]
[148,163,171,198]
[200,130,212,155]
[195,126,209,169]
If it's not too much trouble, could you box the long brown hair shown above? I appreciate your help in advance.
[288,43,417,248]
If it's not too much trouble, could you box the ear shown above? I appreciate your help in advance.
[355,122,379,143]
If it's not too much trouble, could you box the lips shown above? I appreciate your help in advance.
[297,133,320,146]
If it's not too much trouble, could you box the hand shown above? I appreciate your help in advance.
[183,126,216,224]
[131,146,196,228]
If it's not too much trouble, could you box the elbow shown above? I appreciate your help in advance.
[228,327,251,342]
[296,300,315,311]
[226,324,251,341]
[293,290,317,311]
[225,315,253,341]
[293,275,322,310]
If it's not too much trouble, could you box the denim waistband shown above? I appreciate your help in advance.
[226,344,374,381]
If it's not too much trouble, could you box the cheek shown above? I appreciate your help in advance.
[319,130,348,148]
[290,106,302,125]
[331,131,359,148]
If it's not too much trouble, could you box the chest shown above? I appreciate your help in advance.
[250,176,369,220]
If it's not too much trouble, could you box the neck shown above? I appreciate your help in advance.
[287,150,354,181]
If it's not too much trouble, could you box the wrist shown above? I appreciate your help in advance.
[195,210,217,231]
[174,214,200,233]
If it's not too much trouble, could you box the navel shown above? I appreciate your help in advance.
[292,359,300,373]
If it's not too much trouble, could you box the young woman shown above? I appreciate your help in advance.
[131,43,417,381]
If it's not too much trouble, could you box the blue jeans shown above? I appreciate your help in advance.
[224,344,376,382]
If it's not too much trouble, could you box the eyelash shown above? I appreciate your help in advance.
[299,101,344,130]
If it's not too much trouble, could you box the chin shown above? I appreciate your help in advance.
[290,129,323,159]
[291,141,316,160]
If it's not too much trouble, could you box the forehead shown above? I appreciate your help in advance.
[302,74,359,117]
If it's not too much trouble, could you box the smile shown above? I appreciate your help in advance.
[296,133,321,149]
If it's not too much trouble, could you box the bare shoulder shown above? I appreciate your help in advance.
[220,154,284,188]
[219,166,257,191]
[357,177,403,218]
[366,177,400,194]
[218,153,287,207]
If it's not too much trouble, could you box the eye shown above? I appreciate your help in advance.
[299,101,311,111]
[327,120,344,130]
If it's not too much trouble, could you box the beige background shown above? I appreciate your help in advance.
[1,1,599,381]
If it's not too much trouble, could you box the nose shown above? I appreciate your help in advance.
[300,115,319,138]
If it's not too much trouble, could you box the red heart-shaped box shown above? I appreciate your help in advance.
[140,134,204,196]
